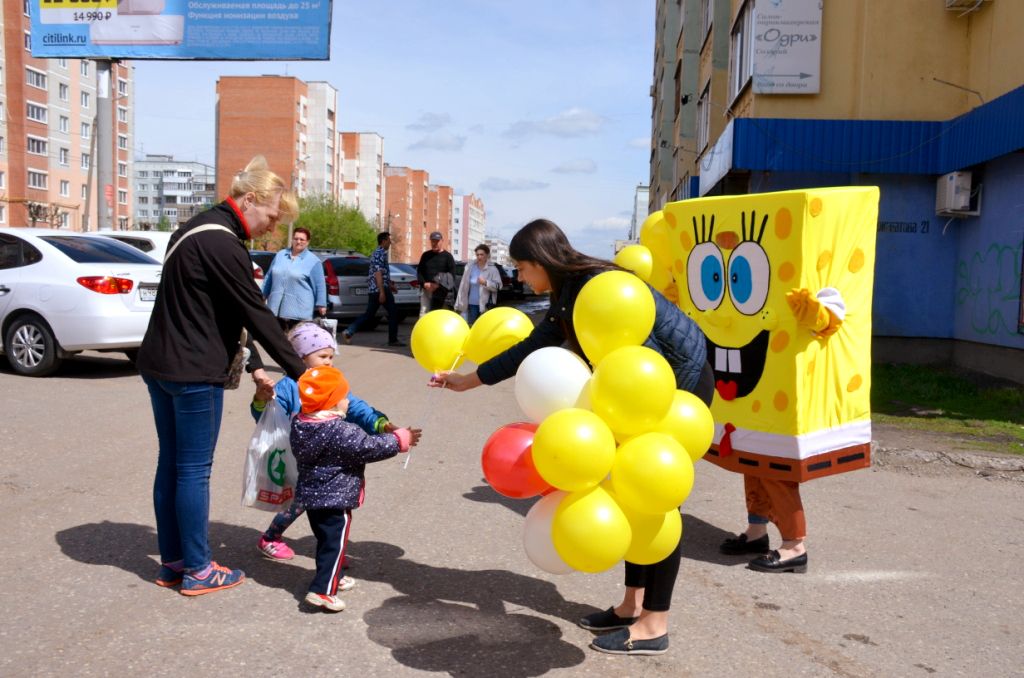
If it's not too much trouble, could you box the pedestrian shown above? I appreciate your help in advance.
[433,218,713,656]
[342,232,404,346]
[416,230,456,314]
[136,155,308,596]
[250,321,400,563]
[454,243,502,325]
[262,226,327,331]
[291,365,421,611]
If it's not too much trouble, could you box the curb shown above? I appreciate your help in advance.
[873,444,1024,480]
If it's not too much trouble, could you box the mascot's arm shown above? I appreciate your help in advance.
[786,287,846,338]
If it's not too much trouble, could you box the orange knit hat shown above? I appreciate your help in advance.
[298,366,350,414]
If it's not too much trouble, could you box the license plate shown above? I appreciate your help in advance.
[395,283,411,291]
[139,284,158,302]
[353,287,367,295]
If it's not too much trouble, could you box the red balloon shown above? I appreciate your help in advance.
[481,422,552,499]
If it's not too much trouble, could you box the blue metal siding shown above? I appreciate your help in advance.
[731,85,1024,175]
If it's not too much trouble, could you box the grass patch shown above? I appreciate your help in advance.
[871,363,1024,455]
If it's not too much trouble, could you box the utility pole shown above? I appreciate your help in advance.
[96,59,115,231]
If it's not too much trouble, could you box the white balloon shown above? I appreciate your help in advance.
[523,491,575,575]
[514,347,593,423]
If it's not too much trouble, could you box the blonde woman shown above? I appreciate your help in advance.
[137,156,308,596]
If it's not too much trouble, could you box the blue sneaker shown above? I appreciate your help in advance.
[155,564,183,588]
[180,562,245,596]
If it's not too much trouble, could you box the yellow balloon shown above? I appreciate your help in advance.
[639,211,669,256]
[461,307,533,365]
[652,390,715,462]
[410,310,469,373]
[611,432,695,515]
[532,408,616,491]
[552,485,631,573]
[590,346,675,438]
[623,505,683,565]
[573,271,656,365]
[613,245,654,282]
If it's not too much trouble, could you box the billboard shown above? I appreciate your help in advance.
[30,0,331,60]
[752,0,822,94]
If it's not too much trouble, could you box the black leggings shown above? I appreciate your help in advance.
[623,361,715,612]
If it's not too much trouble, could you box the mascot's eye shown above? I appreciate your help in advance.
[728,242,770,315]
[687,242,725,311]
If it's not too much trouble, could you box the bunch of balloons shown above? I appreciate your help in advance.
[475,271,715,574]
[410,306,535,374]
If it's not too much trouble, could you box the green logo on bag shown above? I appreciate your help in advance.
[267,448,288,486]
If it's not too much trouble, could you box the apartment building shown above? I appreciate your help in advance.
[451,193,486,261]
[2,4,134,230]
[653,0,1024,380]
[339,132,384,226]
[305,81,338,197]
[383,164,454,263]
[215,75,311,199]
[133,154,215,230]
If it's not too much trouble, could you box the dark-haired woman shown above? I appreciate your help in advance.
[435,218,713,656]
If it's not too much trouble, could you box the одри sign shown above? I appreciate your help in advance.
[752,0,822,95]
[30,0,332,60]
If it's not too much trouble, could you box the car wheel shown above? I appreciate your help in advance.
[5,315,62,377]
[124,349,140,365]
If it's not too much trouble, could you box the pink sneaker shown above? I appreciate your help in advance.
[258,536,295,561]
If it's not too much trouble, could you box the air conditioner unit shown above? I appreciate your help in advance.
[936,171,981,216]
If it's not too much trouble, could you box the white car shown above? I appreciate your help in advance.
[0,227,163,376]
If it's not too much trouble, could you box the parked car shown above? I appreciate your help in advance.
[0,227,163,376]
[319,254,419,327]
[248,250,275,283]
[94,230,171,262]
[445,260,520,308]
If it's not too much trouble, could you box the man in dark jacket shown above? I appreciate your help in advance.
[416,231,456,314]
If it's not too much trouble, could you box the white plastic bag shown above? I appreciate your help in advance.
[242,399,297,511]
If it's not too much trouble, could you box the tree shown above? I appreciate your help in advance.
[291,194,377,255]
[156,216,173,232]
[26,202,65,228]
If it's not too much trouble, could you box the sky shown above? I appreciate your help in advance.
[132,2,656,257]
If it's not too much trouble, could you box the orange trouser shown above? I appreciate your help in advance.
[744,475,806,540]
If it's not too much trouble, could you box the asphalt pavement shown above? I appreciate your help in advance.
[1,321,1022,677]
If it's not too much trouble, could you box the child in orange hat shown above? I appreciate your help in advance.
[292,365,421,612]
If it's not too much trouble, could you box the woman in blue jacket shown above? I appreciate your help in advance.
[437,218,713,657]
[262,227,327,330]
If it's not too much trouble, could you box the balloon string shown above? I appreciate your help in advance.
[405,352,464,470]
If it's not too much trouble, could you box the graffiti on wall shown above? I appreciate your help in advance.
[955,240,1024,337]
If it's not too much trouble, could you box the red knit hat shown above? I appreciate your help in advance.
[298,366,350,414]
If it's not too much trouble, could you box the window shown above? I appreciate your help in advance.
[81,122,91,139]
[27,136,47,156]
[117,106,128,123]
[139,209,148,217]
[59,147,69,165]
[696,83,710,152]
[60,213,70,229]
[138,196,148,204]
[118,162,127,177]
[59,115,69,133]
[24,32,31,51]
[59,83,69,101]
[729,1,754,100]
[118,134,128,150]
[27,102,47,123]
[701,0,714,40]
[0,205,5,224]
[0,171,5,188]
[60,180,70,197]
[81,61,89,76]
[0,137,4,154]
[28,170,48,189]
[118,79,128,96]
[118,190,128,205]
[26,68,46,89]
[138,170,148,178]
[118,217,128,230]
[81,153,91,170]
[58,58,68,69]
[82,185,88,199]
[81,91,90,109]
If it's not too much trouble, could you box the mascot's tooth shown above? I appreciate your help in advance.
[729,348,742,373]
[716,346,728,371]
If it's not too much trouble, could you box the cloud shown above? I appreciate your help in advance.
[503,107,606,140]
[629,137,650,148]
[408,132,467,151]
[551,159,598,174]
[406,112,452,131]
[480,177,550,192]
[587,216,631,231]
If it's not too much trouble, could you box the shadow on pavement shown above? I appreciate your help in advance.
[461,482,534,517]
[680,513,755,567]
[350,540,589,676]
[0,353,138,380]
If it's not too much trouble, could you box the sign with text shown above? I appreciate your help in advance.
[752,0,822,94]
[30,0,331,60]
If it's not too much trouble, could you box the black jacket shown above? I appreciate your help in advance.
[136,200,306,384]
[476,272,709,393]
[417,249,456,289]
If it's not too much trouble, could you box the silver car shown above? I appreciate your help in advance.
[0,228,162,376]
[320,255,419,327]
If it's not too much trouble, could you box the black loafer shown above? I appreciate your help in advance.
[748,549,808,573]
[719,533,770,555]
[578,607,638,632]
[387,340,406,347]
[590,628,669,656]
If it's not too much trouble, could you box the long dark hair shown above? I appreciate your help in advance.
[508,219,616,299]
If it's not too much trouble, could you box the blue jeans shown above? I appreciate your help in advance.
[467,304,482,325]
[144,375,224,572]
[346,289,399,342]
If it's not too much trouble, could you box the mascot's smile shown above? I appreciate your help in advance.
[706,330,769,401]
